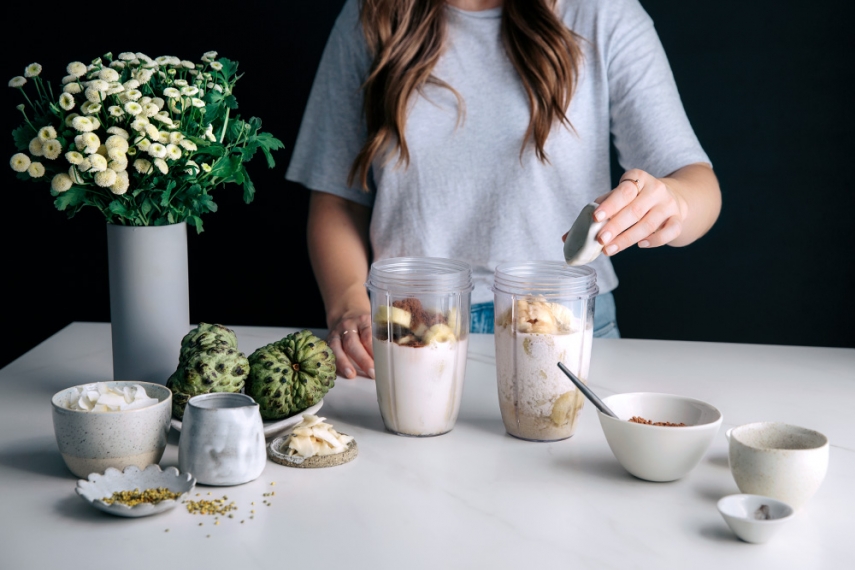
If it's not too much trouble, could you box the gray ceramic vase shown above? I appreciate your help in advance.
[107,222,190,385]
[178,393,267,486]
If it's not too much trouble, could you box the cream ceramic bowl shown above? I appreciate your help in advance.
[51,381,172,478]
[596,392,722,482]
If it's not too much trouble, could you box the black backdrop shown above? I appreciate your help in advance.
[2,1,853,368]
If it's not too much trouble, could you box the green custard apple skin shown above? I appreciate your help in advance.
[167,323,249,419]
[247,330,336,420]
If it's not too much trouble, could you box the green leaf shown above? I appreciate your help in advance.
[109,200,130,218]
[54,187,87,211]
[12,124,36,151]
[241,167,256,204]
[204,103,223,125]
[193,145,225,158]
[224,95,238,110]
[190,215,204,234]
[160,187,171,207]
[208,154,240,179]
[218,58,239,79]
[255,131,285,168]
[141,198,153,216]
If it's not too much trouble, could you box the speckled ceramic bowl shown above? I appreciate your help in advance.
[51,381,172,478]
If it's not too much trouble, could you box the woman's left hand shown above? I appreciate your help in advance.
[592,168,689,255]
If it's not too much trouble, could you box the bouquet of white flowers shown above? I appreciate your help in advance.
[8,51,283,232]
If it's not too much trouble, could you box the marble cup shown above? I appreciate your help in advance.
[178,393,266,486]
[51,381,172,478]
[727,422,829,510]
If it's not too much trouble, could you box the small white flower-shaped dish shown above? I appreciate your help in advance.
[717,494,795,544]
[76,464,195,518]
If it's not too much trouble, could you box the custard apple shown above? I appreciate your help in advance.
[167,323,249,419]
[246,330,336,420]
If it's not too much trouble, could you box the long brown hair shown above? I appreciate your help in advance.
[349,0,583,189]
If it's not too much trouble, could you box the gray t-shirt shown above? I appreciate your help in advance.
[286,0,710,304]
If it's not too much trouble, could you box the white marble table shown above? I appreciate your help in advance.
[1,323,853,570]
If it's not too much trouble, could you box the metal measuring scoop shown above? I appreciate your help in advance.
[563,202,607,266]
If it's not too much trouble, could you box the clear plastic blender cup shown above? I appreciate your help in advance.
[366,257,473,437]
[493,262,598,441]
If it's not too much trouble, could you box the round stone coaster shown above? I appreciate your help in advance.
[267,435,357,468]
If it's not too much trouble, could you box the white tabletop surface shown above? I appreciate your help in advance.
[1,323,853,570]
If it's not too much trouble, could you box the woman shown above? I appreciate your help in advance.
[286,0,721,379]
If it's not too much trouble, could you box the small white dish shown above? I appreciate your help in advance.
[76,464,195,518]
[170,399,323,439]
[717,494,795,543]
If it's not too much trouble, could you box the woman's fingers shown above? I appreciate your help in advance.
[603,207,671,254]
[326,334,356,379]
[340,326,375,379]
[640,216,683,248]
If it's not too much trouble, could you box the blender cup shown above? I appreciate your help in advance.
[366,257,473,437]
[493,261,598,441]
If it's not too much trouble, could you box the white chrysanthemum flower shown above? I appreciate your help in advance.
[184,160,199,174]
[144,124,160,139]
[72,116,96,132]
[134,68,154,84]
[136,52,152,62]
[190,97,205,109]
[81,133,101,153]
[136,138,152,152]
[189,69,199,76]
[94,168,117,187]
[109,61,126,70]
[8,76,26,88]
[125,89,142,101]
[108,156,128,171]
[29,138,44,156]
[61,74,78,85]
[153,157,168,174]
[119,52,136,61]
[110,170,129,194]
[148,143,167,158]
[81,102,102,114]
[59,92,76,110]
[123,79,140,90]
[157,132,169,144]
[143,103,159,118]
[10,153,31,172]
[130,119,149,133]
[128,58,141,65]
[124,101,143,116]
[202,51,218,62]
[67,61,87,77]
[51,173,73,192]
[180,85,199,97]
[151,97,165,110]
[168,132,185,144]
[88,154,108,172]
[107,126,130,139]
[204,124,216,141]
[166,144,182,160]
[27,161,45,177]
[201,162,212,173]
[178,139,197,152]
[99,68,120,82]
[24,63,43,77]
[209,61,223,71]
[139,96,152,106]
[173,79,188,87]
[84,87,102,104]
[152,112,174,126]
[38,126,57,141]
[212,84,223,93]
[168,97,183,114]
[105,135,129,152]
[162,87,180,99]
[73,135,86,151]
[65,151,84,164]
[88,79,110,91]
[106,83,124,95]
[155,56,173,66]
[43,140,62,160]
[108,105,124,117]
[107,146,127,161]
[180,60,195,69]
[134,158,152,174]
[90,117,101,130]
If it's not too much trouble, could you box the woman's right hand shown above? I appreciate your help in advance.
[326,310,374,380]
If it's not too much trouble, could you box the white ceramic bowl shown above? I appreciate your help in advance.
[596,392,722,482]
[717,494,795,543]
[51,381,172,478]
[76,464,195,518]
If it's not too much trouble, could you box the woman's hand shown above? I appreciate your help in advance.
[591,163,721,255]
[326,310,374,380]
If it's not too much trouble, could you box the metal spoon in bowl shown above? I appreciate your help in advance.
[557,362,619,419]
